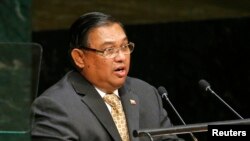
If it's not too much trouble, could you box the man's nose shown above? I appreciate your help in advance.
[114,49,126,60]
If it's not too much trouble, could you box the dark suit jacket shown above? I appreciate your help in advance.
[31,71,183,141]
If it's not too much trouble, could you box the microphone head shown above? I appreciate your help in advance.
[198,79,210,91]
[158,86,168,96]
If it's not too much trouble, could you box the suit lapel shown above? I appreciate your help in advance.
[69,71,122,141]
[119,86,139,141]
[81,92,122,141]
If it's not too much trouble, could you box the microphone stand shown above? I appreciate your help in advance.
[162,92,198,141]
[199,79,244,119]
[207,87,244,119]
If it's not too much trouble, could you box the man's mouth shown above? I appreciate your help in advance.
[114,66,126,77]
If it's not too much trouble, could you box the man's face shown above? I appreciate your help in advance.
[81,23,131,93]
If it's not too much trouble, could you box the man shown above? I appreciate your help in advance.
[31,12,184,141]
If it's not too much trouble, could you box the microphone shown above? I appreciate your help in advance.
[158,86,198,141]
[198,79,244,119]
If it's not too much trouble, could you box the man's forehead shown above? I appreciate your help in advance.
[88,24,127,44]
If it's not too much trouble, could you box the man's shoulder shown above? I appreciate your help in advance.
[38,71,76,98]
[126,76,151,86]
[125,76,156,92]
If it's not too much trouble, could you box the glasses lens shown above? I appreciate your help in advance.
[103,48,115,58]
[127,42,134,53]
[103,42,135,58]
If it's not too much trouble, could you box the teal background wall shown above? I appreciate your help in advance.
[0,0,32,141]
[0,0,31,42]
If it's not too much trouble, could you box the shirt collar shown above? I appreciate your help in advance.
[94,87,119,98]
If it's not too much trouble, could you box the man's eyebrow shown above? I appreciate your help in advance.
[100,38,128,46]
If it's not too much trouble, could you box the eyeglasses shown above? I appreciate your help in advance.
[80,42,135,58]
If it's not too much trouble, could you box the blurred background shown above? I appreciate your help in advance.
[1,0,250,140]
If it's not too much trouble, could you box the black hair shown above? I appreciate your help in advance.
[69,12,124,50]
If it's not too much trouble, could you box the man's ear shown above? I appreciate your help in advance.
[71,48,85,69]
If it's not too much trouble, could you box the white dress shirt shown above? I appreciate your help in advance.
[94,87,119,112]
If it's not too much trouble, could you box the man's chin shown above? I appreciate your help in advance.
[113,78,126,88]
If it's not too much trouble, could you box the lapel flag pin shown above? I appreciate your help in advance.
[130,99,136,105]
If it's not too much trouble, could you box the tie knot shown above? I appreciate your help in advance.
[103,94,121,108]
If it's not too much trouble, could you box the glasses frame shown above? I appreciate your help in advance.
[80,42,135,58]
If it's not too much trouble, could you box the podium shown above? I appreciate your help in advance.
[0,43,42,141]
[134,118,250,140]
